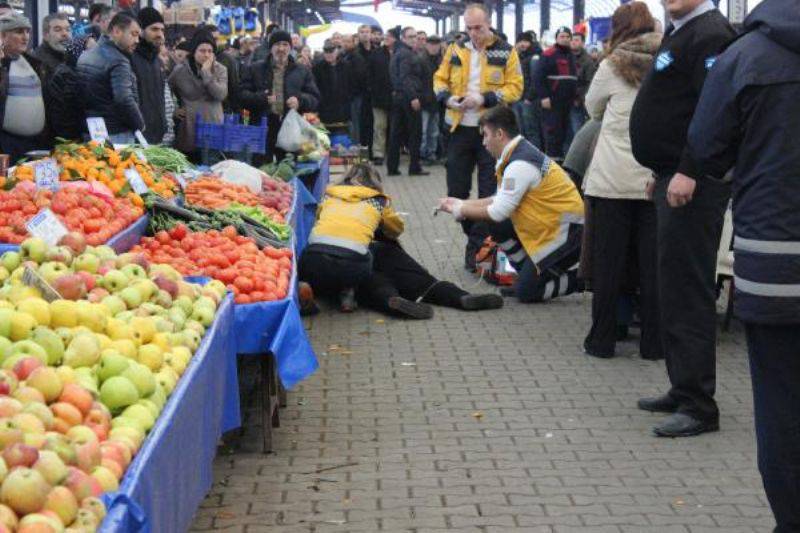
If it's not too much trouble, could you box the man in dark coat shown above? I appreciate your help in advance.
[340,33,368,145]
[312,40,350,126]
[568,31,597,148]
[130,7,166,144]
[78,13,145,144]
[208,25,240,113]
[686,0,800,525]
[387,26,428,176]
[238,30,320,161]
[629,0,735,438]
[368,27,393,165]
[420,34,443,163]
[533,26,577,159]
[515,31,543,149]
[34,13,71,76]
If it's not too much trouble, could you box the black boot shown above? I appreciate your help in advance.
[460,293,504,311]
[387,297,434,319]
[339,288,357,313]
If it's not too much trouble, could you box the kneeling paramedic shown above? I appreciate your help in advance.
[438,105,584,302]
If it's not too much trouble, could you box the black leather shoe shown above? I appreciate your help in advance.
[583,342,614,359]
[408,169,430,176]
[637,394,679,413]
[653,413,719,438]
[386,170,401,176]
[460,293,504,311]
[387,297,433,319]
[499,286,516,297]
[372,157,384,165]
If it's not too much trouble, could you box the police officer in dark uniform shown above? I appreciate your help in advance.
[387,26,428,177]
[629,0,735,438]
[686,0,800,526]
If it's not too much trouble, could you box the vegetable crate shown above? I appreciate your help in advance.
[195,114,268,165]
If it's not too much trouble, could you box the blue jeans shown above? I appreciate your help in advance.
[513,100,543,151]
[421,109,440,160]
[349,96,363,145]
[745,323,800,532]
[565,105,588,154]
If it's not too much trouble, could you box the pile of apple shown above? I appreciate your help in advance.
[0,233,227,532]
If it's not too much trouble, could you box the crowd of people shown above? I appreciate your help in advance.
[0,0,797,529]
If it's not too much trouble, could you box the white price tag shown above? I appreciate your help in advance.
[135,150,148,163]
[125,168,149,194]
[134,130,150,147]
[22,266,62,302]
[86,117,109,143]
[173,173,187,189]
[26,208,68,246]
[34,159,60,191]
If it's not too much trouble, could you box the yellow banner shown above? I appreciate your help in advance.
[300,24,332,38]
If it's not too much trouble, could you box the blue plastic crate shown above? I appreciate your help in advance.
[329,133,352,148]
[195,114,268,155]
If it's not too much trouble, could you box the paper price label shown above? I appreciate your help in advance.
[22,266,62,302]
[134,130,150,147]
[173,173,187,189]
[125,168,149,194]
[34,159,60,191]
[26,208,68,246]
[86,117,109,143]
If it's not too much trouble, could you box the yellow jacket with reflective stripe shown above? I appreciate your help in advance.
[433,37,524,130]
[310,185,404,254]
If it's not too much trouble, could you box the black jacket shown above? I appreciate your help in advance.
[630,10,735,178]
[47,62,84,141]
[574,48,597,102]
[33,42,66,79]
[216,50,240,113]
[238,56,320,121]
[77,35,144,134]
[341,47,368,98]
[390,41,425,103]
[420,51,442,111]
[312,59,350,124]
[368,45,392,110]
[130,39,166,144]
[687,0,800,324]
[533,44,577,105]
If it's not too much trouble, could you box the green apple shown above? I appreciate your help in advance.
[182,329,202,351]
[146,383,167,410]
[54,327,74,347]
[164,351,187,376]
[101,295,126,317]
[137,399,160,419]
[101,270,130,293]
[37,262,70,285]
[137,344,163,372]
[0,337,13,364]
[0,308,12,338]
[2,251,21,273]
[97,351,130,383]
[121,362,156,397]
[118,287,142,310]
[190,306,215,327]
[8,340,48,364]
[99,377,139,412]
[120,264,147,281]
[20,237,48,264]
[31,327,65,366]
[74,367,99,395]
[154,290,172,308]
[134,280,158,302]
[93,246,116,261]
[167,308,186,329]
[173,296,193,317]
[183,320,205,336]
[154,318,173,334]
[121,404,155,430]
[155,367,178,395]
[74,253,100,274]
[63,333,101,368]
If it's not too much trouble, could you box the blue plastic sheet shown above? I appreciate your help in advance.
[290,177,318,254]
[295,156,330,203]
[99,294,239,533]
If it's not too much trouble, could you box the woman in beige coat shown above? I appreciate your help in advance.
[168,31,228,155]
[582,3,662,360]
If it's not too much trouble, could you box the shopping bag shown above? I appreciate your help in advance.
[277,109,313,153]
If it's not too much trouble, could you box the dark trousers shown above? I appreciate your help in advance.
[745,324,800,533]
[542,103,571,159]
[654,177,730,421]
[266,113,287,163]
[489,219,581,303]
[0,130,43,165]
[584,197,661,358]
[299,244,372,297]
[387,96,422,173]
[446,126,497,252]
[358,240,468,313]
[361,93,374,156]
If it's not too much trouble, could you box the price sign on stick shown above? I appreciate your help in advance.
[86,117,109,143]
[134,130,150,147]
[26,208,68,246]
[34,159,60,191]
[22,266,62,302]
[125,168,149,195]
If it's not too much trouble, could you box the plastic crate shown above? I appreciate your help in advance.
[195,114,268,155]
[329,133,352,149]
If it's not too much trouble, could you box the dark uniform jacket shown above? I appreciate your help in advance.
[687,0,800,324]
[131,39,166,144]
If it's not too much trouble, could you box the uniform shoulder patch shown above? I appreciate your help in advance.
[655,50,674,71]
[705,56,717,70]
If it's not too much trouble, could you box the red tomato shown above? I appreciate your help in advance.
[233,276,253,293]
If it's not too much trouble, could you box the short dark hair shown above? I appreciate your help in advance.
[479,105,520,138]
[43,13,69,33]
[370,25,382,33]
[89,3,112,22]
[573,32,586,42]
[108,12,138,32]
[401,26,415,38]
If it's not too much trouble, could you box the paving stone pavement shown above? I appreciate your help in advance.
[190,164,773,532]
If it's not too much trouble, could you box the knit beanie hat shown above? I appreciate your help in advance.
[268,30,291,49]
[137,7,164,29]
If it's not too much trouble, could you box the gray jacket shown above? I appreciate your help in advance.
[78,35,144,134]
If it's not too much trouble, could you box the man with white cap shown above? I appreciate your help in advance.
[0,12,49,163]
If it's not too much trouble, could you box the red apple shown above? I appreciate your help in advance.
[0,398,22,419]
[12,358,44,381]
[0,504,17,531]
[43,486,78,527]
[63,467,100,502]
[73,438,100,474]
[51,274,87,302]
[0,372,18,396]
[58,384,93,417]
[0,419,23,450]
[100,440,131,469]
[76,271,96,292]
[58,232,86,255]
[152,274,178,299]
[0,468,50,515]
[2,443,38,468]
[50,403,82,430]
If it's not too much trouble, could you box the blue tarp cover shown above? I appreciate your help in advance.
[99,293,239,533]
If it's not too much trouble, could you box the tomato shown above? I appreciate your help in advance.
[169,223,187,241]
[233,276,253,293]
[155,231,171,245]
[235,294,251,304]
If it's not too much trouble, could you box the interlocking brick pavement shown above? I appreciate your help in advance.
[190,164,773,532]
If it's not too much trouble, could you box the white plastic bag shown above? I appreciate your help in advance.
[210,160,266,193]
[276,109,312,152]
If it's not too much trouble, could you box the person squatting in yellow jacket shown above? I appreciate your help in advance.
[433,3,525,272]
[299,164,404,311]
[438,106,584,302]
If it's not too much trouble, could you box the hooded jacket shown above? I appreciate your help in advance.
[309,185,404,255]
[78,35,145,134]
[687,0,800,324]
[583,33,661,200]
[131,39,166,144]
